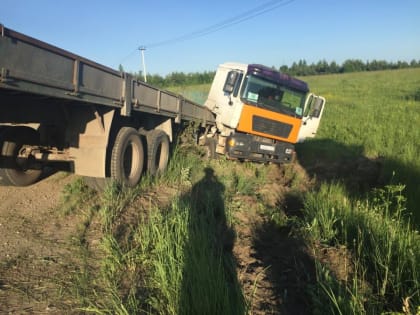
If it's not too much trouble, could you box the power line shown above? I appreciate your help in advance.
[144,0,296,49]
[118,0,296,70]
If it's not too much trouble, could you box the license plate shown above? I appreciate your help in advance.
[260,144,275,152]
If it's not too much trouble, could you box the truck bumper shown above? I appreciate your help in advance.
[225,133,294,164]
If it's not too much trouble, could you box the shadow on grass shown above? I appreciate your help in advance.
[295,138,420,227]
[292,139,420,311]
[178,167,246,314]
[251,218,316,315]
[296,139,381,195]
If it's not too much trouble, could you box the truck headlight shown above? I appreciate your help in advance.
[228,139,245,147]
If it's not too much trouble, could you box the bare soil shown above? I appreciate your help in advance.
[0,172,87,314]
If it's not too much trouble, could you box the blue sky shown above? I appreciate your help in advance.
[2,0,419,75]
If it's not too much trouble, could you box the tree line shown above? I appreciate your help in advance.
[280,58,420,76]
[122,59,420,88]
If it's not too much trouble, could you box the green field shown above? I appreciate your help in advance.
[303,69,420,225]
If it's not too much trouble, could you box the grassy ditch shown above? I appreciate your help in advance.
[69,146,271,314]
[56,147,420,314]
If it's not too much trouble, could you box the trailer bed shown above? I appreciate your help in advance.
[0,25,215,125]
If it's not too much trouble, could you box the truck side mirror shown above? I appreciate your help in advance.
[223,71,239,94]
[304,95,324,118]
[310,98,324,118]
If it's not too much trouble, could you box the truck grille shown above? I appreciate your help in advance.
[252,116,292,139]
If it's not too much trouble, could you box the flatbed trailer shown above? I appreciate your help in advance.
[0,25,215,187]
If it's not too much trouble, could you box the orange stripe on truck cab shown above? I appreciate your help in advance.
[236,104,302,144]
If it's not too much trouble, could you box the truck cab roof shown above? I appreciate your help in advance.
[219,62,309,93]
[247,64,309,93]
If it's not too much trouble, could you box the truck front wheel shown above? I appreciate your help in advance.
[110,127,144,187]
[146,129,170,176]
[0,126,43,186]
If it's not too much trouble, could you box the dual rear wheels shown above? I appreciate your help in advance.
[88,127,170,190]
[0,125,218,189]
[0,126,171,189]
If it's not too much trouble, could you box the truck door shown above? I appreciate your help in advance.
[297,94,326,142]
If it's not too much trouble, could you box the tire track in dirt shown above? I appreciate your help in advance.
[232,164,316,315]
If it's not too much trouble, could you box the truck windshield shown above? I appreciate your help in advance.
[240,75,306,117]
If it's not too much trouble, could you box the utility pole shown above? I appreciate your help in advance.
[139,46,147,82]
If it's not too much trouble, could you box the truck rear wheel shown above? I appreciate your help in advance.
[146,129,170,176]
[110,127,144,187]
[0,126,43,186]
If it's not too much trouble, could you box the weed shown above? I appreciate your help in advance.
[304,183,420,313]
[60,177,96,215]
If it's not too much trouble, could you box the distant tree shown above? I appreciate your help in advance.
[288,59,311,76]
[167,72,187,86]
[396,61,409,69]
[342,59,365,73]
[148,74,166,87]
[366,60,387,71]
[410,59,419,67]
[307,62,317,75]
[128,58,420,88]
[298,59,309,75]
[329,61,340,73]
[314,59,329,74]
[118,64,125,73]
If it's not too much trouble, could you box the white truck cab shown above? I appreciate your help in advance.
[204,62,326,163]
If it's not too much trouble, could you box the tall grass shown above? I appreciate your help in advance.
[304,182,420,314]
[76,146,254,314]
[132,195,245,314]
[135,148,271,314]
[79,183,146,314]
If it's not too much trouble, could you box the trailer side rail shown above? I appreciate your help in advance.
[0,25,215,125]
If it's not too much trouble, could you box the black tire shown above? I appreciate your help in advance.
[146,129,170,176]
[0,126,43,186]
[110,127,144,187]
[203,137,217,160]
